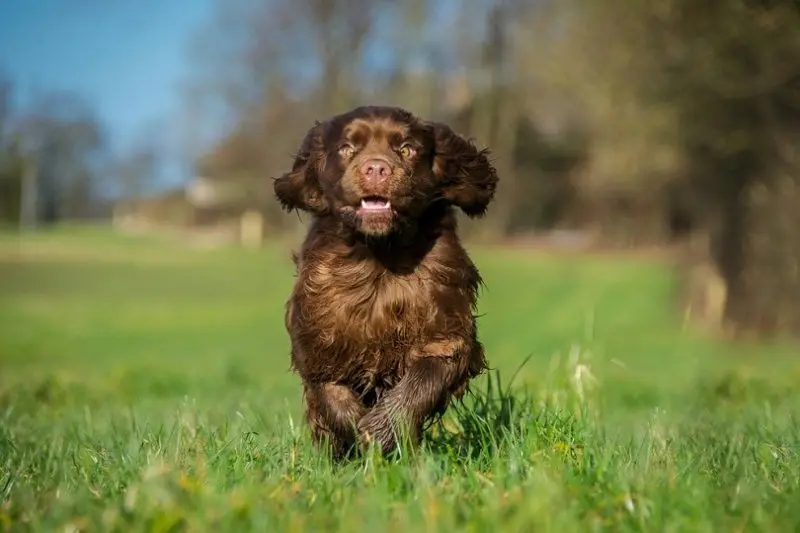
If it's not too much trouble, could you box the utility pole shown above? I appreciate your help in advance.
[18,80,44,230]
[19,154,38,229]
[18,135,41,230]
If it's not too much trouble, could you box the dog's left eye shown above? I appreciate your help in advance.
[338,144,355,158]
[399,144,415,158]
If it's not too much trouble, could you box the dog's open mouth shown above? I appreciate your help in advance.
[358,196,392,213]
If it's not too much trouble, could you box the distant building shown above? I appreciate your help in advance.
[184,176,244,208]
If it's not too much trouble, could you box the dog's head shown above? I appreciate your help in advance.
[273,106,498,238]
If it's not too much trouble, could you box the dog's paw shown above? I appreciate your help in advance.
[357,409,398,455]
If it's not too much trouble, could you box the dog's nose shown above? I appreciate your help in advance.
[360,159,392,182]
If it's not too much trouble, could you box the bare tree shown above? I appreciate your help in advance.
[112,123,165,201]
[13,91,106,224]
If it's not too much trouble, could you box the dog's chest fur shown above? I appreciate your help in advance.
[286,222,480,390]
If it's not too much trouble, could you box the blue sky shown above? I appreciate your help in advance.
[0,0,215,185]
[0,0,486,191]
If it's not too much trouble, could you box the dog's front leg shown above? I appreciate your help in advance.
[357,338,471,454]
[304,381,367,459]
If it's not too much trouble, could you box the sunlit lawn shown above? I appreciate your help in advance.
[1,226,799,531]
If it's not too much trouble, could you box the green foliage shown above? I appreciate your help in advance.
[2,229,800,531]
[0,128,24,224]
[0,159,22,225]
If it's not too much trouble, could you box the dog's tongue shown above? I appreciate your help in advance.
[361,199,391,210]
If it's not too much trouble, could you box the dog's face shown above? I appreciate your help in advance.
[273,106,498,238]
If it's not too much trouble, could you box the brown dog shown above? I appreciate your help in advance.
[273,106,498,458]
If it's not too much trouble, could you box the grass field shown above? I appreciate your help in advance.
[2,226,800,532]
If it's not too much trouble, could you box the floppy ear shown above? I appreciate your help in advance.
[429,122,498,218]
[273,121,328,214]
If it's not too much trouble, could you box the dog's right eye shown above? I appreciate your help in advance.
[338,144,355,158]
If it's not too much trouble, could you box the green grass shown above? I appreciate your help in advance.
[2,226,800,532]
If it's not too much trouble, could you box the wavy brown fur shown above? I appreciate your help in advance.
[273,106,498,458]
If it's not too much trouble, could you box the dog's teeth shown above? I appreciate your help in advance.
[360,199,391,210]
